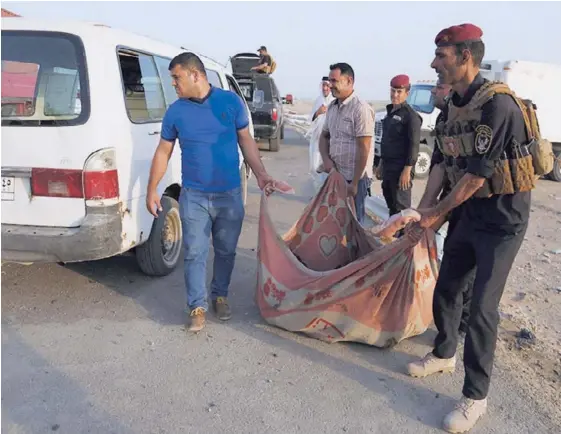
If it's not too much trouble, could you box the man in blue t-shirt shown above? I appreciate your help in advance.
[146,52,277,332]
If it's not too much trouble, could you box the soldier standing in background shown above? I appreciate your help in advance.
[379,75,422,219]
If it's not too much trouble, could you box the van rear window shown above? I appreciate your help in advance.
[1,31,89,126]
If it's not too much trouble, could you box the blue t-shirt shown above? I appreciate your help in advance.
[161,86,250,192]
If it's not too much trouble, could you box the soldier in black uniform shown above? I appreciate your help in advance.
[406,24,533,433]
[420,79,474,341]
[379,74,422,217]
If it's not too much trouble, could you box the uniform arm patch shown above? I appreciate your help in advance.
[475,125,493,155]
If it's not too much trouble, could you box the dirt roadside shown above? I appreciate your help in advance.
[286,100,561,427]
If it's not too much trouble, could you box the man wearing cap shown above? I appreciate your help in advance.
[251,46,272,74]
[406,24,532,433]
[379,74,422,219]
[319,62,375,224]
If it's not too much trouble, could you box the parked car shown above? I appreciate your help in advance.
[229,53,284,152]
[1,17,254,276]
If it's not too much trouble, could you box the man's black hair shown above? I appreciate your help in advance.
[321,76,329,82]
[454,41,485,67]
[169,52,207,77]
[329,63,355,81]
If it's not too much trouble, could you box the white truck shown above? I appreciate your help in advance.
[374,60,561,182]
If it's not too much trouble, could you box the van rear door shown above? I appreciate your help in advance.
[1,30,95,228]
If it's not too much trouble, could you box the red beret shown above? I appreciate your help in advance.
[390,74,410,88]
[435,23,483,46]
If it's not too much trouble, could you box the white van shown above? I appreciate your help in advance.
[1,18,254,275]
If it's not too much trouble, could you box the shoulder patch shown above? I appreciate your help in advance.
[475,125,493,154]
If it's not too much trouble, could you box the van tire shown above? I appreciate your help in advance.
[241,163,248,206]
[280,124,285,140]
[136,195,182,277]
[269,133,280,152]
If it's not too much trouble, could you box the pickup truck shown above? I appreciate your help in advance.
[229,53,285,152]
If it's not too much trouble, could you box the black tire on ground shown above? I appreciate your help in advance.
[280,124,285,140]
[547,150,561,182]
[269,133,280,152]
[415,144,432,179]
[136,195,182,277]
[241,163,248,206]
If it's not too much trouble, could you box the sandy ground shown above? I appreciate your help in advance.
[2,123,560,433]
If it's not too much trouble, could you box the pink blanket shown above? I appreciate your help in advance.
[255,171,439,348]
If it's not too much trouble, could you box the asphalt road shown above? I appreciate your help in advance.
[2,129,558,434]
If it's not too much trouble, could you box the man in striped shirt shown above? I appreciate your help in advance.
[319,62,375,224]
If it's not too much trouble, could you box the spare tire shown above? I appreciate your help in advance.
[415,145,432,179]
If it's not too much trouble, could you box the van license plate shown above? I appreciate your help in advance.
[1,176,15,201]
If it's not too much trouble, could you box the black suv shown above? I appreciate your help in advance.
[230,53,284,152]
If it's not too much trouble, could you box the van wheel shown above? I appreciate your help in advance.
[241,163,248,206]
[415,144,432,179]
[269,134,280,152]
[280,125,285,140]
[548,151,561,182]
[136,195,182,277]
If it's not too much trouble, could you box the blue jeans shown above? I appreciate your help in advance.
[179,186,245,312]
[348,177,370,224]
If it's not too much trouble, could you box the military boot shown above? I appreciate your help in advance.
[443,396,488,433]
[407,352,456,378]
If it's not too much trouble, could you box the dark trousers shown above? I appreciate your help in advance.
[432,215,527,400]
[445,208,475,334]
[381,170,412,217]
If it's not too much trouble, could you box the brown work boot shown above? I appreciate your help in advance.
[443,396,488,433]
[187,307,206,332]
[212,297,232,321]
[407,352,456,378]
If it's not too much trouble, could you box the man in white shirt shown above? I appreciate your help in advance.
[310,76,335,122]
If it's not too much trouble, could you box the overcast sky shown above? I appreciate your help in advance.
[4,1,561,100]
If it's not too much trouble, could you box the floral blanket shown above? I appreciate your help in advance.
[255,171,439,348]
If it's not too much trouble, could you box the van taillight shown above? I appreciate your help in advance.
[31,169,83,198]
[31,148,119,200]
[84,169,119,200]
[272,108,278,121]
[83,148,119,200]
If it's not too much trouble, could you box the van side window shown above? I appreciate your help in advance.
[118,50,167,123]
[154,56,177,107]
[207,69,223,89]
